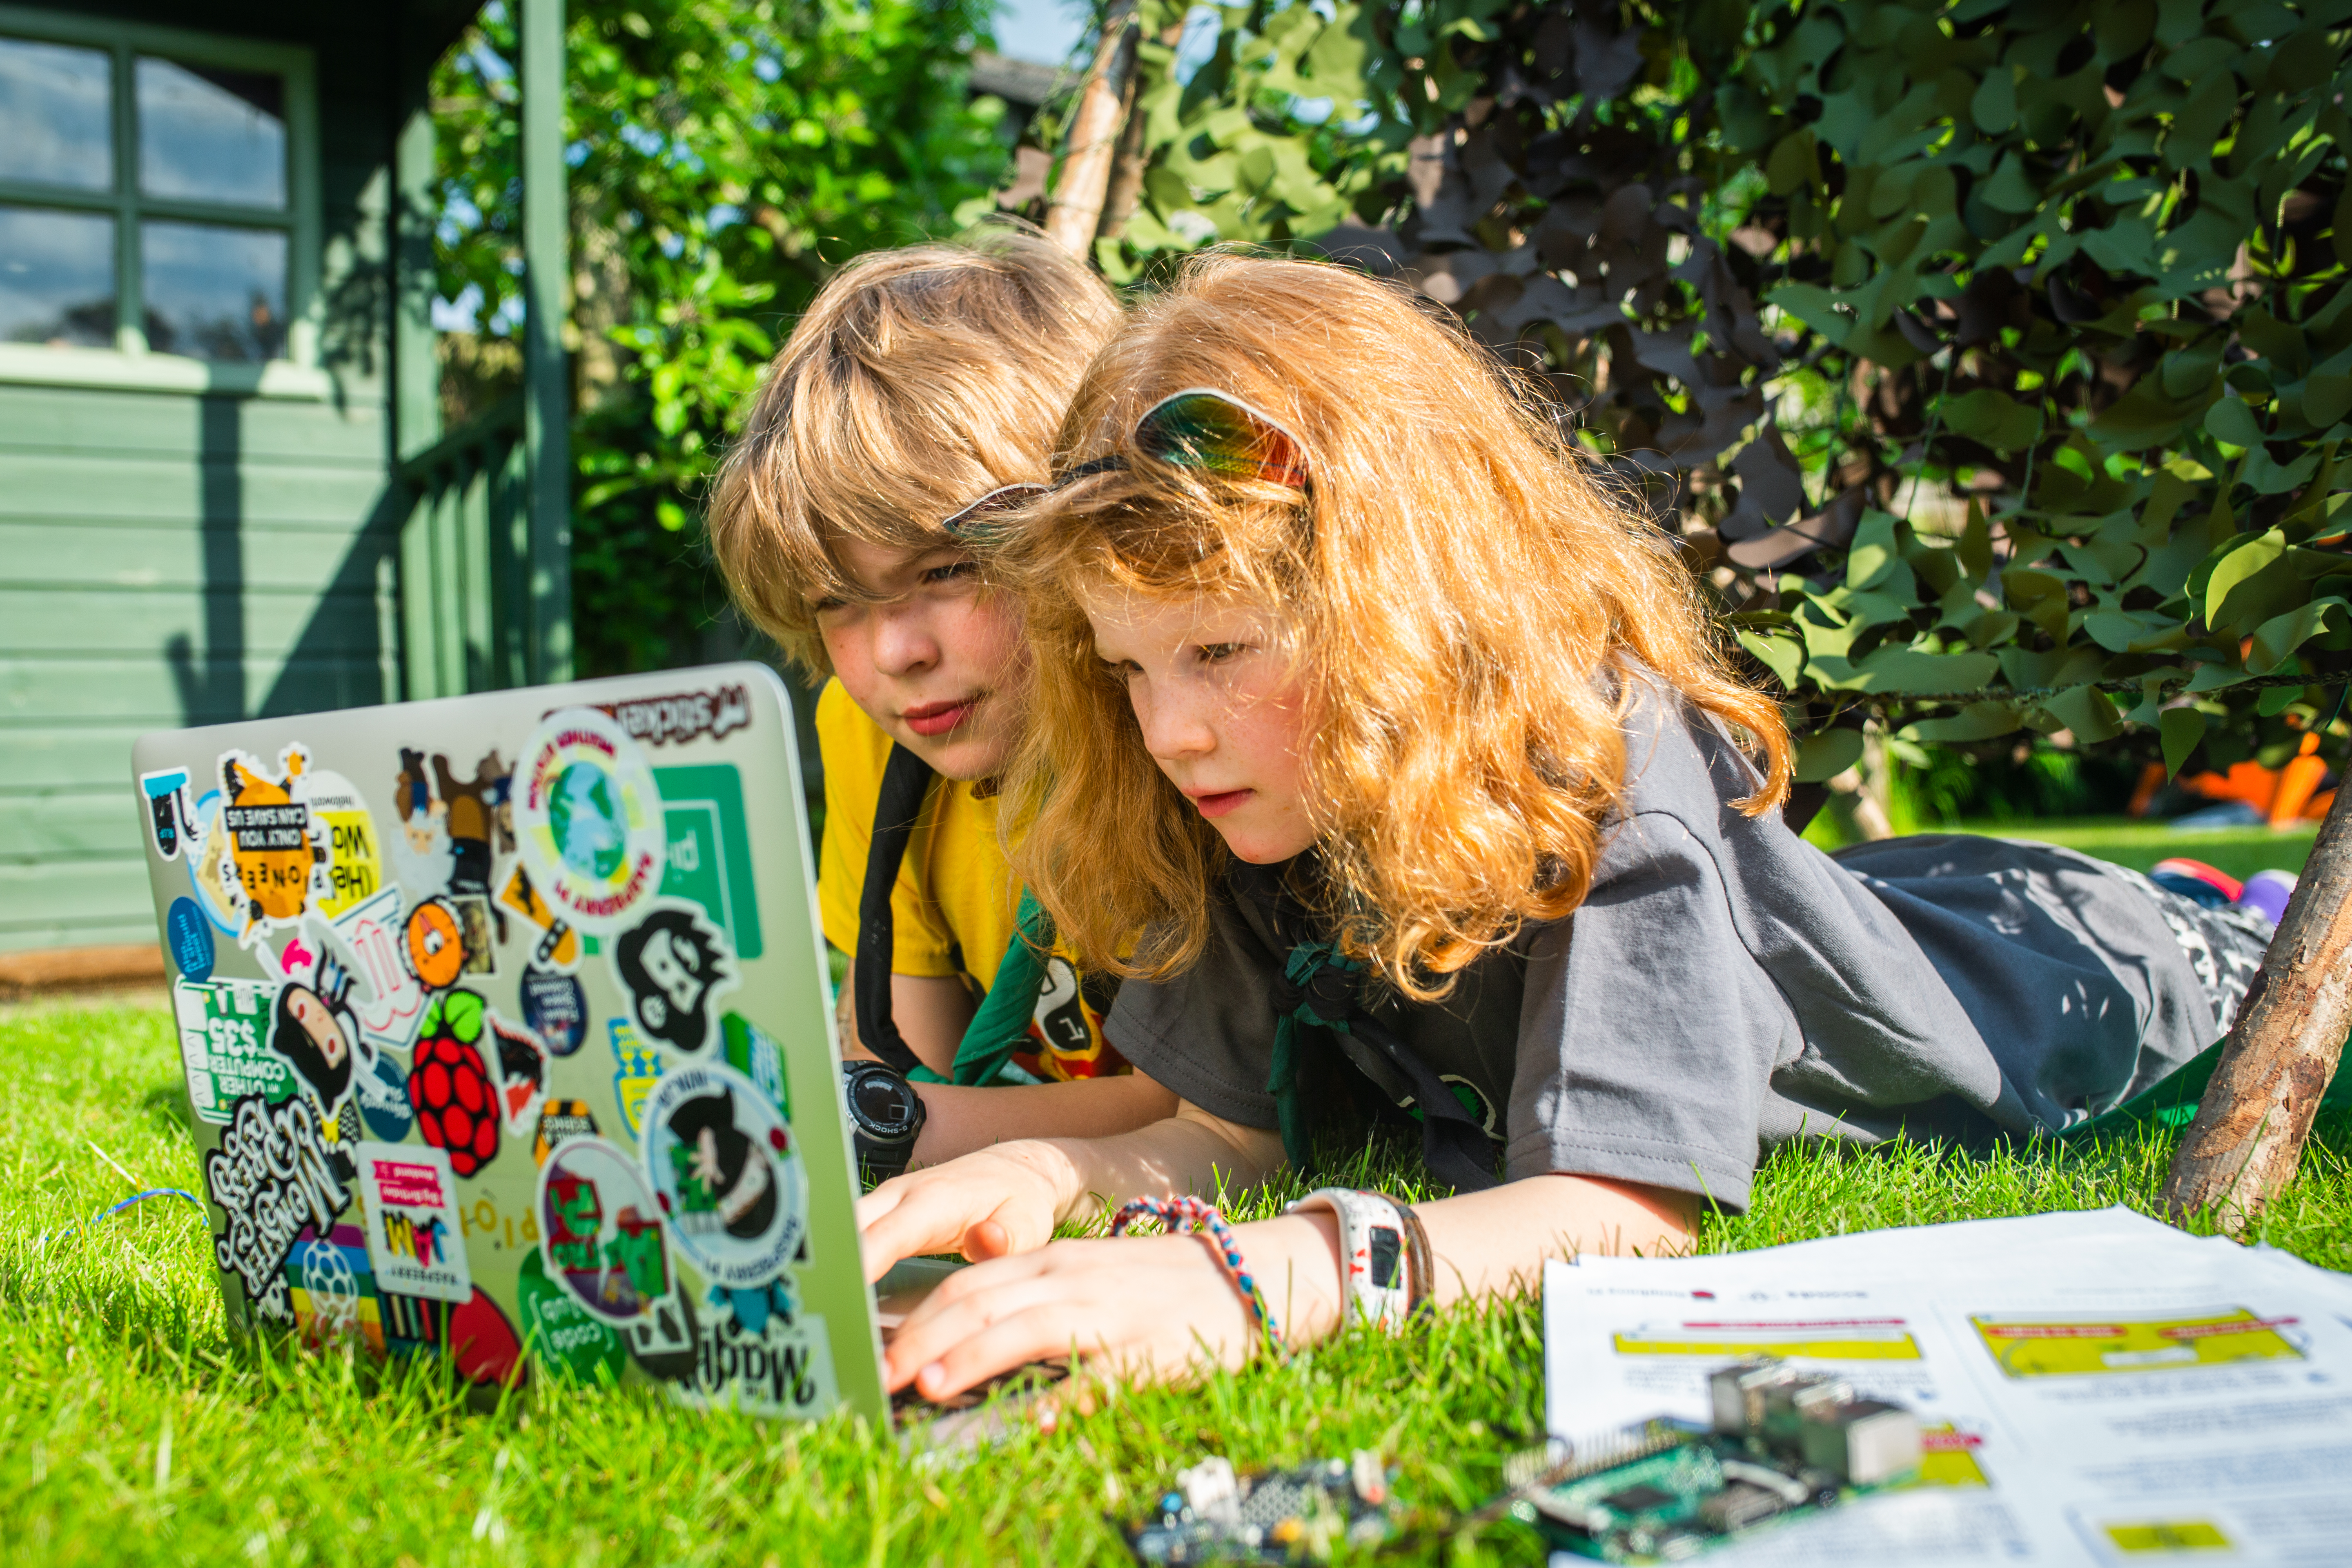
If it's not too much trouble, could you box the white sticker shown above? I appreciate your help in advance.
[512,706,665,934]
[639,1062,807,1290]
[354,1141,473,1304]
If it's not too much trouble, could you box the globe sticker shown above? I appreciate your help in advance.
[514,707,664,934]
[537,1135,694,1364]
[639,1063,806,1291]
[610,898,737,1058]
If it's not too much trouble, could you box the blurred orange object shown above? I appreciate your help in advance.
[2132,733,2334,826]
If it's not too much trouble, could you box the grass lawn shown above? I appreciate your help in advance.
[5,994,2351,1566]
[1946,815,2320,884]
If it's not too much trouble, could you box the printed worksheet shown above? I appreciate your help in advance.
[1544,1209,2352,1565]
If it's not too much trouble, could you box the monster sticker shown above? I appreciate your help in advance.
[294,768,383,919]
[140,767,195,860]
[203,1092,351,1326]
[513,707,665,934]
[353,1140,472,1303]
[640,1064,806,1291]
[488,1011,549,1134]
[533,1099,598,1165]
[608,1019,664,1138]
[408,989,502,1178]
[218,745,328,931]
[610,898,737,1059]
[537,1136,694,1365]
[515,1250,629,1384]
[497,864,579,972]
[286,1223,383,1351]
[321,887,428,1056]
[404,896,467,993]
[652,764,764,960]
[173,978,294,1125]
[521,967,588,1057]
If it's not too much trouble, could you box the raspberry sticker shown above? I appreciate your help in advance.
[408,989,502,1178]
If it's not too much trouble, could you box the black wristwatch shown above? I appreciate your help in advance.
[841,1060,926,1180]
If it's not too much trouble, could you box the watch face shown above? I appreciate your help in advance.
[847,1065,919,1142]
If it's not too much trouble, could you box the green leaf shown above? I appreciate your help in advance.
[2204,527,2287,626]
[1940,388,2042,450]
[2247,599,2346,673]
[2160,706,2207,775]
[2205,395,2267,449]
[1809,646,2003,693]
[1904,700,2024,742]
[1971,65,2017,134]
[1736,630,1805,690]
[2044,684,2124,743]
[1795,727,1865,783]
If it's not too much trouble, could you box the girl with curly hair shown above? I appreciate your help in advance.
[858,254,2268,1401]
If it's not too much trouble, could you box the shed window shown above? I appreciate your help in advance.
[0,18,313,370]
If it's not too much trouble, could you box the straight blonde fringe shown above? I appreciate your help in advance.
[994,253,1791,1001]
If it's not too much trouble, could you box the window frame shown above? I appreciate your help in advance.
[0,4,322,398]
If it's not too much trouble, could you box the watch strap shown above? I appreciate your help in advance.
[1288,1187,1413,1332]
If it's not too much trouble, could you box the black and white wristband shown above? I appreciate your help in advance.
[840,1059,926,1180]
[1288,1187,1423,1332]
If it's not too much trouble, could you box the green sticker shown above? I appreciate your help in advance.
[173,978,294,1124]
[516,1250,629,1385]
[721,1012,790,1120]
[653,764,763,959]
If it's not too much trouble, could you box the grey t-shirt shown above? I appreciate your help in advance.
[1105,677,2220,1208]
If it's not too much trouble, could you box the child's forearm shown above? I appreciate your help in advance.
[1003,1103,1286,1227]
[908,1073,1181,1164]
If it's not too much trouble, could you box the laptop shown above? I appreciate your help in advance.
[132,662,956,1424]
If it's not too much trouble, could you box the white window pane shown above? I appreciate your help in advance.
[142,220,285,362]
[137,56,285,209]
[0,36,112,191]
[0,207,115,347]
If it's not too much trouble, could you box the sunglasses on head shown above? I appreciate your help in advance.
[938,483,1050,533]
[1067,388,1311,494]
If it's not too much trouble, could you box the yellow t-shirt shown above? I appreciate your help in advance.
[815,681,1126,1081]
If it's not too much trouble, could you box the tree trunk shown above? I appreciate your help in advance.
[2159,773,2352,1232]
[1096,65,1149,243]
[1043,0,1141,257]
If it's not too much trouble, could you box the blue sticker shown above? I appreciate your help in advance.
[357,1052,413,1141]
[522,967,588,1057]
[165,897,214,982]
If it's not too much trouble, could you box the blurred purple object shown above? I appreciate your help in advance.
[2234,869,2297,930]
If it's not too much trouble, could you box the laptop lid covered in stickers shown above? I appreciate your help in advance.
[129,664,889,1424]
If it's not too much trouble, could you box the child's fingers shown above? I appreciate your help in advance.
[961,1217,1014,1261]
[909,1301,1116,1401]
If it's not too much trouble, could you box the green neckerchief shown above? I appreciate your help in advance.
[1269,938,1361,1170]
[947,888,1055,1087]
[2061,1038,2352,1143]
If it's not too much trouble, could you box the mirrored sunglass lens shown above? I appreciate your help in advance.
[1134,394,1270,478]
[943,484,1047,528]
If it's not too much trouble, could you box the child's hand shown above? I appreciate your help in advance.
[881,1233,1261,1399]
[855,1144,1068,1282]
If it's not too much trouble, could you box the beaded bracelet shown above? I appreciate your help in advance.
[1110,1195,1281,1350]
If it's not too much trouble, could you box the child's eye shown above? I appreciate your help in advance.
[1197,642,1247,664]
[812,597,849,617]
[922,560,979,586]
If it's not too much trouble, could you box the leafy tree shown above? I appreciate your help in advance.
[432,0,1010,675]
[1097,0,2352,791]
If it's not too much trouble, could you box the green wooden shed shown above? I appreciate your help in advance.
[0,0,573,976]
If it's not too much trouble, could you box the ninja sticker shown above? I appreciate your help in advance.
[266,952,364,1119]
[639,1064,806,1291]
[218,745,328,933]
[514,707,665,934]
[141,767,196,860]
[203,1092,351,1326]
[353,1141,472,1303]
[610,899,737,1058]
[173,978,294,1124]
[537,1136,695,1364]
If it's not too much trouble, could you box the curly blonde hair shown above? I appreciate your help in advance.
[994,253,1790,1000]
[707,226,1123,675]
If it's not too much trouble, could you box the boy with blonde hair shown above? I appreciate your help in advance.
[709,229,1174,1179]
